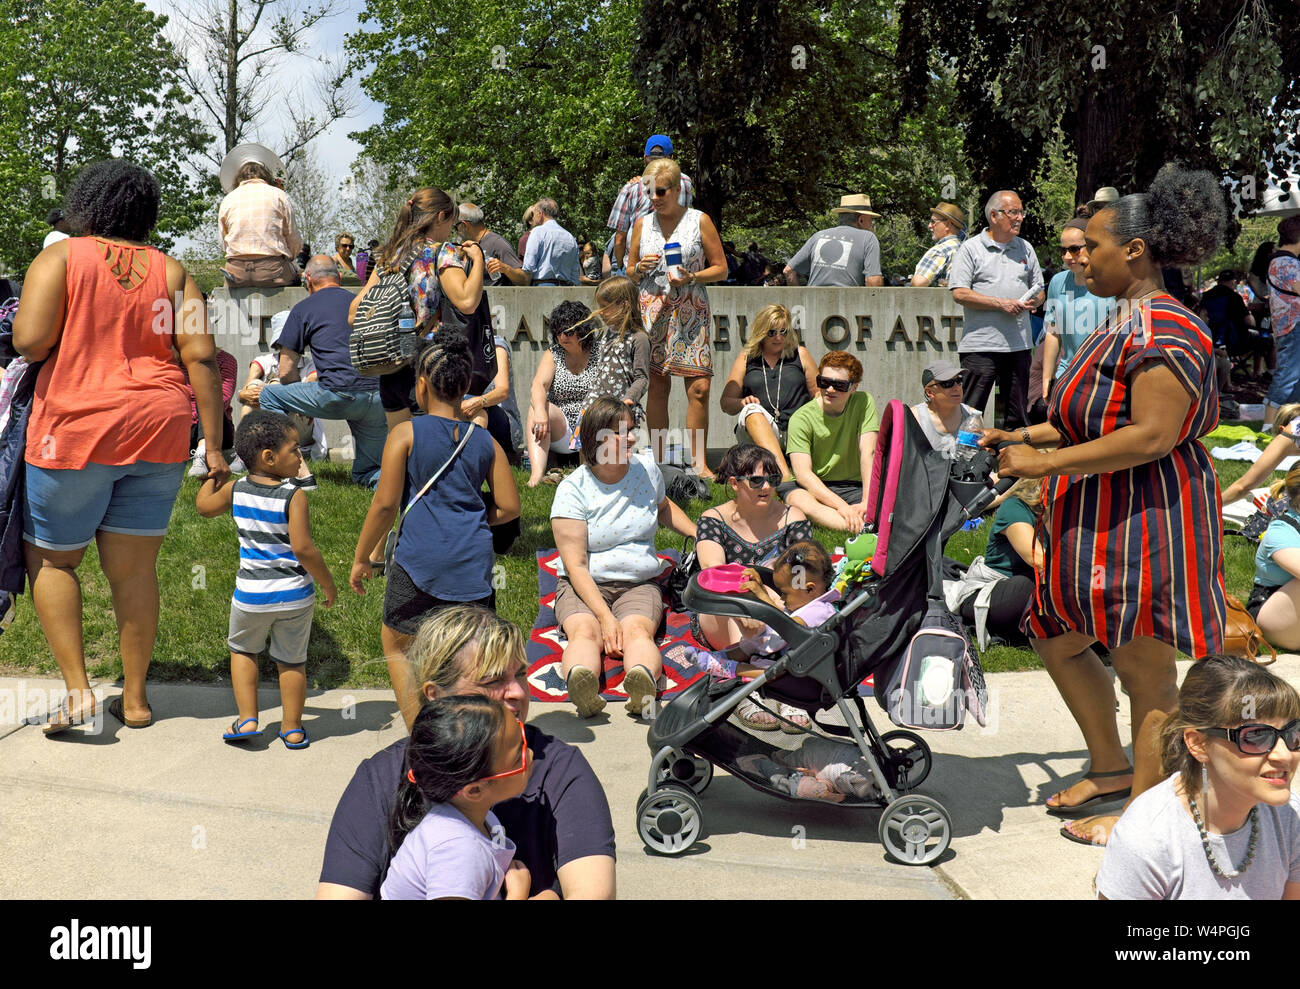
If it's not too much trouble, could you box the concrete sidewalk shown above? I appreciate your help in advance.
[2,655,1298,900]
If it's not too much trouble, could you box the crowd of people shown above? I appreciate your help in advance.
[7,143,1300,902]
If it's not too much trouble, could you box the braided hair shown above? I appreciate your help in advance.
[414,327,473,402]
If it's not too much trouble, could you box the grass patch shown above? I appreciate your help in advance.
[0,438,1269,686]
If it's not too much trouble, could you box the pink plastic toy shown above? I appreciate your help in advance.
[696,563,749,594]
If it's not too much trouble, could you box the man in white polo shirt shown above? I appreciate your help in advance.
[948,190,1045,430]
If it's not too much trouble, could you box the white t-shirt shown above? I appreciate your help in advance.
[251,350,316,382]
[43,230,69,249]
[550,452,665,583]
[1096,775,1300,899]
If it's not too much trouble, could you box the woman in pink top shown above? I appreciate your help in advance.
[14,159,230,735]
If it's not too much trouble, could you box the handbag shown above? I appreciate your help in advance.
[383,423,476,572]
[1223,591,1277,666]
[661,536,699,613]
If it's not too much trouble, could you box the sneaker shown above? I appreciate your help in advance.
[565,666,605,718]
[622,664,658,718]
[292,473,318,491]
[227,455,246,473]
[188,441,208,478]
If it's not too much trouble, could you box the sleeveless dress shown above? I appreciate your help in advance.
[548,338,605,435]
[637,207,712,377]
[1027,295,1226,655]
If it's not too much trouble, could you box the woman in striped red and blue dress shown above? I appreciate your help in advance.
[980,165,1228,848]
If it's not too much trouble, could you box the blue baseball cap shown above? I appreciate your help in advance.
[644,134,673,157]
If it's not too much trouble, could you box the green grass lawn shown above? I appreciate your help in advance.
[0,439,1268,687]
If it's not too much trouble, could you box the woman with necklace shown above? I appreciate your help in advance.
[909,359,980,459]
[981,164,1228,847]
[525,301,604,487]
[719,304,818,481]
[1097,654,1300,899]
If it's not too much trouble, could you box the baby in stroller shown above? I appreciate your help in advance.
[684,541,875,800]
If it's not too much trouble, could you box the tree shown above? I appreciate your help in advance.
[172,0,357,169]
[335,157,416,247]
[347,0,646,249]
[898,0,1300,244]
[0,0,212,272]
[282,143,338,253]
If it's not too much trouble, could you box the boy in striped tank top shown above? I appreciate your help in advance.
[197,409,337,749]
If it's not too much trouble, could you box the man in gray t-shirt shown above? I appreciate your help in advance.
[458,202,522,287]
[784,194,885,288]
[948,190,1045,430]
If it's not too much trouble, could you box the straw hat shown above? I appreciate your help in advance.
[831,194,882,219]
[219,143,286,193]
[930,202,967,231]
[1086,186,1121,211]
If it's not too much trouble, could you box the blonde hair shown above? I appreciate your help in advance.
[408,605,524,696]
[594,275,640,341]
[1274,402,1300,433]
[1269,464,1300,503]
[743,304,799,360]
[1008,476,1045,513]
[643,157,682,190]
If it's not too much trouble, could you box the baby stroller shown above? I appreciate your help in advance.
[639,399,1009,865]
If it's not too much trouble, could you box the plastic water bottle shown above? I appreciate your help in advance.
[954,410,984,463]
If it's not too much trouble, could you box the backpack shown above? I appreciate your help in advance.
[876,602,987,731]
[349,245,431,376]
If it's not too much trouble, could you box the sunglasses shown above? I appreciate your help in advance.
[1059,245,1085,256]
[652,186,674,197]
[739,473,781,489]
[816,375,854,393]
[1201,720,1300,755]
[475,718,530,782]
[556,327,579,338]
[766,328,789,338]
[339,243,354,249]
[931,376,961,389]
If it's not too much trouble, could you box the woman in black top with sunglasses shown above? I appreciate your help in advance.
[719,304,819,482]
[694,444,813,730]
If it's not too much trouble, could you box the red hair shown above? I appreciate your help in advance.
[818,350,862,384]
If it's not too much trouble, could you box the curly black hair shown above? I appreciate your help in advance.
[64,159,160,242]
[234,408,297,471]
[415,327,473,401]
[1098,164,1225,267]
[547,299,597,350]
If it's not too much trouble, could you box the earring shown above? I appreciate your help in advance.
[1202,762,1209,799]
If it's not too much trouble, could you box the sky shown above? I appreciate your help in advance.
[143,0,383,186]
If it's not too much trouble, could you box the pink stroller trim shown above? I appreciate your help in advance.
[863,399,907,576]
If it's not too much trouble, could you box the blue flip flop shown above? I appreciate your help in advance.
[279,727,310,750]
[222,717,260,743]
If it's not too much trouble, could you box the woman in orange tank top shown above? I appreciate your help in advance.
[13,159,230,734]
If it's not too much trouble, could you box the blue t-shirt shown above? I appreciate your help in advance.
[1044,270,1116,377]
[1255,513,1300,588]
[277,285,378,393]
[394,416,496,600]
[522,219,581,285]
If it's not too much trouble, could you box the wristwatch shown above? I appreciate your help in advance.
[1019,426,1032,446]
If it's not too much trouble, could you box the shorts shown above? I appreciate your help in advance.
[775,478,862,504]
[383,559,495,636]
[549,421,575,453]
[228,601,315,666]
[24,460,186,551]
[379,366,417,415]
[553,576,664,628]
[734,403,779,438]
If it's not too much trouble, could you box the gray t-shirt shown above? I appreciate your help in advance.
[787,224,882,287]
[1096,775,1300,900]
[909,402,979,459]
[477,230,522,286]
[948,230,1044,353]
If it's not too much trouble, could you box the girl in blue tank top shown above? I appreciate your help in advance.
[351,328,521,730]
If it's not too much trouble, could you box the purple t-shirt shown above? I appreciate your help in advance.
[380,805,517,900]
[319,725,615,897]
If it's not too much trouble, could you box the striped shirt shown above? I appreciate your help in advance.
[231,477,314,612]
[606,173,695,234]
[219,179,303,260]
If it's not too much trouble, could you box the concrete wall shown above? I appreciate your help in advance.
[210,285,968,457]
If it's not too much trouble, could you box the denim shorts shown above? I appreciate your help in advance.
[24,460,186,551]
[1268,329,1300,408]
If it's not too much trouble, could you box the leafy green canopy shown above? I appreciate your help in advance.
[0,0,211,273]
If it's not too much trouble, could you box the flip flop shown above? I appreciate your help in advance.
[107,695,152,729]
[222,717,261,743]
[41,696,94,737]
[1059,816,1113,848]
[279,727,310,750]
[1044,767,1133,816]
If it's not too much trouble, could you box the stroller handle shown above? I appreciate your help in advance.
[957,442,1016,521]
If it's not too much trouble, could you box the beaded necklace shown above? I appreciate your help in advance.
[761,352,783,418]
[1188,792,1259,879]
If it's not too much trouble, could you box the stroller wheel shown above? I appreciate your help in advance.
[878,794,952,866]
[636,784,704,856]
[879,730,933,792]
[657,750,713,794]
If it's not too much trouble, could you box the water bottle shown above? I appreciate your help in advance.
[397,300,417,362]
[954,410,984,463]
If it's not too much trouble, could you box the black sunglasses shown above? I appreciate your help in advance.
[653,186,671,197]
[1201,720,1300,755]
[931,376,961,389]
[1059,244,1085,256]
[556,327,578,338]
[766,328,789,338]
[816,375,854,393]
[738,473,781,490]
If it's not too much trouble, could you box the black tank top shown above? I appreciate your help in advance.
[741,351,809,431]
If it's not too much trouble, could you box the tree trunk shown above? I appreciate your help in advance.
[225,0,239,153]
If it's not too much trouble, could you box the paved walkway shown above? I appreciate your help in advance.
[3,655,1298,899]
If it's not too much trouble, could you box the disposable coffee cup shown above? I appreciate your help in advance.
[663,242,683,268]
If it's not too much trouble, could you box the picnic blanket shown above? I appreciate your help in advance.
[526,548,874,704]
[526,549,706,704]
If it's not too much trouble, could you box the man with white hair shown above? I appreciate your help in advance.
[948,190,1045,431]
[457,202,521,288]
[257,255,387,487]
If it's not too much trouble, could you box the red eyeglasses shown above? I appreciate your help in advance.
[475,717,530,782]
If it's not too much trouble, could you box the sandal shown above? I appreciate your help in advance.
[41,695,96,737]
[278,727,310,750]
[1044,767,1133,816]
[107,695,152,729]
[737,697,779,731]
[222,717,261,743]
[779,703,811,734]
[1059,814,1116,847]
[541,468,565,486]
